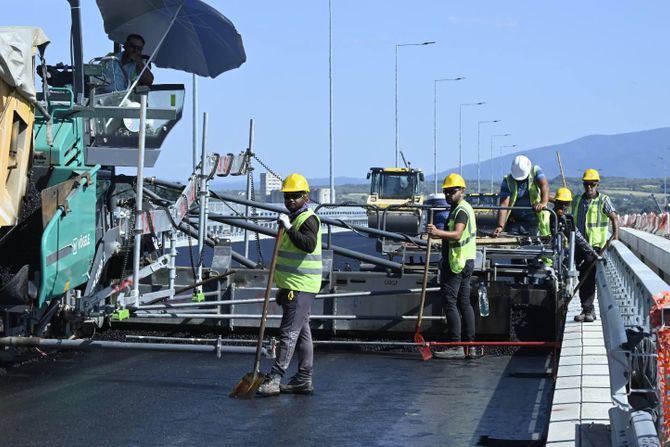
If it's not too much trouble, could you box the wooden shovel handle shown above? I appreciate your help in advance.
[253,226,284,374]
[416,210,434,332]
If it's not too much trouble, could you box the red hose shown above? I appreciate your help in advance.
[427,341,560,348]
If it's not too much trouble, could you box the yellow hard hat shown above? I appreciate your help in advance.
[555,187,573,202]
[281,173,310,192]
[441,173,466,189]
[582,168,600,182]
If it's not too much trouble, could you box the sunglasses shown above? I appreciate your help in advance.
[125,43,144,52]
[583,182,598,188]
[443,188,461,195]
[283,192,305,200]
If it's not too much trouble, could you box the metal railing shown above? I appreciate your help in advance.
[598,240,664,446]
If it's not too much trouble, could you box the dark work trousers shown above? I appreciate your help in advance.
[271,289,315,379]
[440,259,476,342]
[576,247,599,313]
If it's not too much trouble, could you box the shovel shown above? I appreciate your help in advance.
[414,210,434,361]
[230,226,284,398]
[569,237,612,299]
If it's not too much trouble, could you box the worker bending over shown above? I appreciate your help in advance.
[551,187,601,266]
[427,174,478,359]
[493,155,550,237]
[257,174,322,396]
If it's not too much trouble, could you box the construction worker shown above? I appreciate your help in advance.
[572,169,618,322]
[427,173,478,359]
[551,187,601,262]
[257,173,322,396]
[492,155,550,237]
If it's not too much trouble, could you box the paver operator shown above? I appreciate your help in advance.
[493,155,550,237]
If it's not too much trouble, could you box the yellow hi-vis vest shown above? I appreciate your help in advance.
[275,210,323,293]
[572,193,609,248]
[447,200,477,274]
[504,165,550,236]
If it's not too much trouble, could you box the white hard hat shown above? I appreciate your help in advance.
[510,155,532,180]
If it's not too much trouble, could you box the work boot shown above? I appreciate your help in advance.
[256,373,281,397]
[280,374,314,395]
[466,346,482,359]
[583,312,597,323]
[432,347,464,359]
[574,311,586,322]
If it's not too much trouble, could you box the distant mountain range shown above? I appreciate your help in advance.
[442,126,670,185]
[211,127,670,190]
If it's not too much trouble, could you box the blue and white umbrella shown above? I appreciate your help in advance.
[96,0,246,78]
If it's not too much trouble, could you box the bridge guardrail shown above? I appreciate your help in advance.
[599,240,665,445]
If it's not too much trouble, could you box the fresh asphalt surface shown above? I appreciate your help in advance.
[0,347,552,446]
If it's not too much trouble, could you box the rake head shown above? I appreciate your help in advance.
[414,330,433,361]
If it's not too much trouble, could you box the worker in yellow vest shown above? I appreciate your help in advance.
[572,169,618,322]
[257,173,322,396]
[551,187,601,260]
[493,155,550,237]
[427,173,478,359]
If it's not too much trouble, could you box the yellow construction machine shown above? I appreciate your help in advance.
[366,166,425,257]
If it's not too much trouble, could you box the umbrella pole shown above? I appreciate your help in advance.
[243,119,255,259]
[196,112,209,291]
[131,89,149,307]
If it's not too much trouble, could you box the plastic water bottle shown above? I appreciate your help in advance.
[478,281,490,317]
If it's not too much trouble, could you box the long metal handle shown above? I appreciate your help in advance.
[570,237,612,298]
[416,210,433,331]
[253,226,283,374]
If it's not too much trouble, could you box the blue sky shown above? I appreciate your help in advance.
[4,1,670,183]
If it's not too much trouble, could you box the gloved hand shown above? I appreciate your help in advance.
[278,214,292,230]
[585,252,601,264]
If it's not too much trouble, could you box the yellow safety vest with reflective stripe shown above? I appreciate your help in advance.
[275,210,323,293]
[572,194,609,248]
[447,200,477,274]
[504,165,550,236]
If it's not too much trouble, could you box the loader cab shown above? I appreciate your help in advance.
[367,167,423,202]
[366,167,425,255]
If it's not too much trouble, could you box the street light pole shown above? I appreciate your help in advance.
[499,144,517,179]
[458,102,485,176]
[328,0,335,202]
[433,77,464,193]
[477,119,500,194]
[395,41,435,167]
[490,133,510,192]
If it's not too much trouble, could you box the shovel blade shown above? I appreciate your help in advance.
[414,331,433,361]
[229,372,265,399]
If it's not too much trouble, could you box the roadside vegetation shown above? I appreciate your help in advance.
[318,176,667,215]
